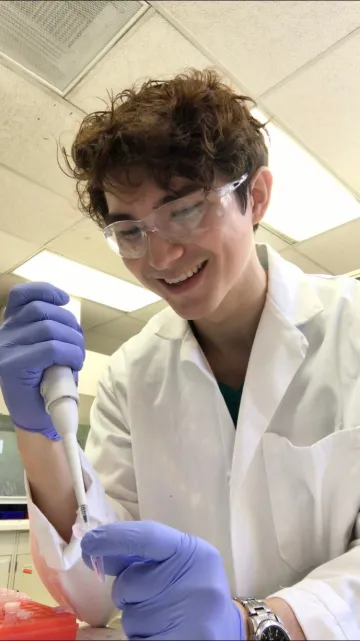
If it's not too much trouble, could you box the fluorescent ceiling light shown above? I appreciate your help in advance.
[13,251,161,312]
[346,269,360,279]
[252,109,360,241]
[64,297,82,324]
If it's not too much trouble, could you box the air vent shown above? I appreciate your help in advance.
[0,0,148,94]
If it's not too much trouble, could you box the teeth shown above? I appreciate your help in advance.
[164,261,205,285]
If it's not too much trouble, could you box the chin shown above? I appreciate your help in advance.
[166,297,219,321]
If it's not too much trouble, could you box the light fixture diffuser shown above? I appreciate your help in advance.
[13,251,161,312]
[252,109,360,241]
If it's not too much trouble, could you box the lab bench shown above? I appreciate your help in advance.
[0,520,56,606]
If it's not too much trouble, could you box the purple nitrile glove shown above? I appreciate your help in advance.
[81,520,245,641]
[0,282,85,440]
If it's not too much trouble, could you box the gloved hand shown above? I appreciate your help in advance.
[0,282,85,440]
[81,520,244,641]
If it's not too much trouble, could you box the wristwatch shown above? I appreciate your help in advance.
[234,598,291,640]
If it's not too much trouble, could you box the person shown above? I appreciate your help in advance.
[0,69,359,640]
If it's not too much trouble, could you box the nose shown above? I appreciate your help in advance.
[146,233,185,270]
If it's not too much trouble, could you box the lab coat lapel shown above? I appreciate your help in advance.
[156,309,235,458]
[154,245,325,513]
[230,300,308,498]
[179,325,235,448]
[230,245,324,499]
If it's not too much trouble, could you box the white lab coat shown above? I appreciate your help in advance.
[27,244,360,639]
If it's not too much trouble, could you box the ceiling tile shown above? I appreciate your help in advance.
[290,218,360,275]
[0,274,23,305]
[0,166,82,245]
[279,247,331,274]
[46,218,141,284]
[84,331,123,356]
[93,314,145,340]
[130,299,168,322]
[80,299,124,330]
[0,231,38,275]
[256,225,291,252]
[159,0,360,96]
[262,30,360,196]
[78,394,94,425]
[0,63,82,200]
[68,10,212,111]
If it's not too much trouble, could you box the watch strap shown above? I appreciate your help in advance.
[234,598,288,640]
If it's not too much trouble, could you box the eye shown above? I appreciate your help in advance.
[117,227,141,240]
[170,203,204,220]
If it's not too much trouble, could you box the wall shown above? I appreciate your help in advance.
[0,414,90,499]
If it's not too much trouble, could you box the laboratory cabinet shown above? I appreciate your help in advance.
[0,555,11,588]
[0,525,56,605]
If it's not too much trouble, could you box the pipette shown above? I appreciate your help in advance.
[41,365,104,582]
[41,365,89,527]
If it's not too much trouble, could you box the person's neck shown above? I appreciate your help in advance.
[192,256,268,362]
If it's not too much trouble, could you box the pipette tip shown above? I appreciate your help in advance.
[80,504,89,526]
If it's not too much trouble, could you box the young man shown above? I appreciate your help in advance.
[0,69,359,640]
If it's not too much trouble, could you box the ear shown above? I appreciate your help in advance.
[249,167,273,226]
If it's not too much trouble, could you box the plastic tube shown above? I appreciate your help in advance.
[16,609,32,620]
[3,601,20,623]
[0,593,20,606]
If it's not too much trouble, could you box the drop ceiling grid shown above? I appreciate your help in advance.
[0,231,38,276]
[0,165,83,245]
[0,64,82,199]
[90,314,145,339]
[278,247,332,275]
[283,217,360,275]
[0,0,359,316]
[151,1,360,96]
[46,217,143,285]
[67,9,213,112]
[84,330,124,356]
[261,28,360,198]
[147,1,360,203]
[80,298,124,331]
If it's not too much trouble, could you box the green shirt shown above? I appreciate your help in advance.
[189,321,243,427]
[218,382,243,427]
[189,253,267,426]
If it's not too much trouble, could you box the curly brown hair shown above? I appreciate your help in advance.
[64,69,268,231]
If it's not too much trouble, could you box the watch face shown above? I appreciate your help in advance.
[260,623,291,641]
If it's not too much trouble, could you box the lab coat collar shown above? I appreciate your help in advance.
[261,244,324,326]
[154,244,324,342]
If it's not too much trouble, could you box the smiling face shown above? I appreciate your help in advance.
[104,167,272,321]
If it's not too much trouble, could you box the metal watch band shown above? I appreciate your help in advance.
[234,597,288,640]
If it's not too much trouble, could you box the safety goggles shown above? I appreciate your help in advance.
[103,173,248,259]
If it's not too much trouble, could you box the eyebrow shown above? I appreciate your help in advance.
[107,184,201,222]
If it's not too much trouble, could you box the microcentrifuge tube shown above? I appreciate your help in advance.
[16,609,32,620]
[3,601,20,623]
